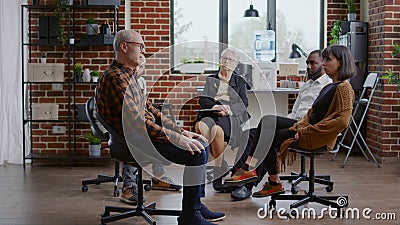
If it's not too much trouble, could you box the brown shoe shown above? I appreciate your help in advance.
[252,182,285,198]
[152,176,182,191]
[224,169,258,186]
[120,186,138,205]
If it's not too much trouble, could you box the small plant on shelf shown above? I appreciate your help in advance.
[86,18,98,36]
[40,53,47,63]
[86,17,97,25]
[345,0,356,14]
[74,62,83,82]
[90,70,100,82]
[82,132,102,145]
[180,57,205,64]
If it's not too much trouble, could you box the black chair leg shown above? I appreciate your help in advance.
[100,166,181,225]
[81,161,122,197]
[270,152,347,211]
[280,155,333,194]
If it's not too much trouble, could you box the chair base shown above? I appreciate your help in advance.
[280,155,333,194]
[270,193,347,210]
[81,161,122,197]
[100,203,181,225]
[270,147,348,211]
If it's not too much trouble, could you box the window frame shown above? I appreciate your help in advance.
[170,0,325,73]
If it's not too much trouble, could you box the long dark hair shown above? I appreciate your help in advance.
[322,45,356,81]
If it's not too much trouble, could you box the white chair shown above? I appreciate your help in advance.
[331,73,381,168]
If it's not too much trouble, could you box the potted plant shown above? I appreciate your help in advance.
[391,44,400,57]
[74,62,83,82]
[86,17,98,36]
[381,45,400,91]
[345,0,356,21]
[54,0,70,44]
[82,132,102,156]
[179,57,206,74]
[329,20,342,45]
[90,70,99,82]
[40,53,47,63]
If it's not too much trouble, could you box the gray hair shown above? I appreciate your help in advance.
[113,30,134,56]
[220,48,240,62]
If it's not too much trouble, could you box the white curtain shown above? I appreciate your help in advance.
[0,0,27,164]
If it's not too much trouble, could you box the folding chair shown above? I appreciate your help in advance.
[331,73,381,168]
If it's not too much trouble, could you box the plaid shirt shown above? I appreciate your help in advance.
[95,60,182,144]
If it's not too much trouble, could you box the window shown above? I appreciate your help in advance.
[172,0,324,71]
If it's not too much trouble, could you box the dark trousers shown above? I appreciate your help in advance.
[245,115,297,185]
[153,141,208,213]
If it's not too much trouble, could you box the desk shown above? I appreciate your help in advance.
[244,88,299,129]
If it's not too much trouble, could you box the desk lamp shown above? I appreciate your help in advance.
[289,43,308,58]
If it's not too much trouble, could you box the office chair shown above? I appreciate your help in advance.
[81,96,123,197]
[279,154,332,194]
[331,73,381,168]
[94,112,181,225]
[270,146,348,215]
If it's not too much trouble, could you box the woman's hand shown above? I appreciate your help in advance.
[211,105,231,116]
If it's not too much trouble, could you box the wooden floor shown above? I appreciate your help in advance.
[0,152,399,225]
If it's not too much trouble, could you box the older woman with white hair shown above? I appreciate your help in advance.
[195,48,250,193]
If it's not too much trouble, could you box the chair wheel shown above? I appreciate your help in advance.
[113,190,120,197]
[291,187,298,194]
[144,184,151,191]
[269,199,276,209]
[326,185,333,192]
[82,185,88,192]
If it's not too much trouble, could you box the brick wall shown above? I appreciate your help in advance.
[28,0,400,160]
[367,0,400,160]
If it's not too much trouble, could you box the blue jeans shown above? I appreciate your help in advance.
[153,141,209,213]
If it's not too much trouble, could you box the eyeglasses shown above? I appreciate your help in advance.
[125,41,145,51]
[221,56,237,62]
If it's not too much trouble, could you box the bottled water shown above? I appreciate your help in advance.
[253,30,275,62]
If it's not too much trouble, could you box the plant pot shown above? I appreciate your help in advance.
[75,73,82,83]
[89,144,101,156]
[180,63,206,74]
[347,13,356,21]
[86,24,98,36]
[40,58,46,63]
[91,76,99,82]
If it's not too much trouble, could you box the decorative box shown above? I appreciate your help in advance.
[27,63,65,82]
[31,104,59,120]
